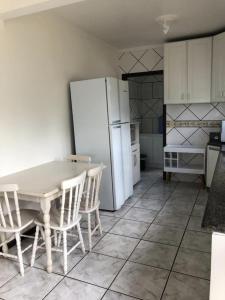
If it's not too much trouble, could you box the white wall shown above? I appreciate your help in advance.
[0,12,118,176]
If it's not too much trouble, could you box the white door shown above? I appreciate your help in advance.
[106,78,121,124]
[119,80,130,123]
[121,123,133,199]
[110,125,125,209]
[188,37,212,103]
[164,41,188,104]
[212,32,225,102]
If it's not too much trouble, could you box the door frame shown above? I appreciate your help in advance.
[122,70,166,179]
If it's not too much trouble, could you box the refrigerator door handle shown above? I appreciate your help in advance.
[112,120,121,124]
[113,125,121,129]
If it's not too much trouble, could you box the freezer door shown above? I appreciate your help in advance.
[121,123,133,199]
[110,125,125,209]
[106,78,121,125]
[119,80,130,123]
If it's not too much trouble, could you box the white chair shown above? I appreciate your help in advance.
[31,171,86,274]
[0,184,37,276]
[67,154,91,163]
[79,165,104,251]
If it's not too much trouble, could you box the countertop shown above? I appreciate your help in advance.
[202,145,225,231]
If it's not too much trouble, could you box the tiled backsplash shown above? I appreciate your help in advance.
[166,103,224,146]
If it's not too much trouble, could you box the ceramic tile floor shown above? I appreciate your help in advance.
[0,170,211,300]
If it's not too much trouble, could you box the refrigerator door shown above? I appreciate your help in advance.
[121,123,133,199]
[70,78,114,211]
[119,80,130,123]
[110,124,125,209]
[106,78,121,125]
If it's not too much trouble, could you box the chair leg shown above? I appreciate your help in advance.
[87,213,92,251]
[63,231,67,274]
[77,222,85,254]
[0,233,8,254]
[96,208,103,235]
[54,230,58,247]
[40,226,45,242]
[31,226,40,267]
[57,232,62,247]
[15,232,24,276]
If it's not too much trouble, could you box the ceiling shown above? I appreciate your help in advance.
[53,0,225,49]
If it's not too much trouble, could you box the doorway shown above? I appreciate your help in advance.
[122,71,165,175]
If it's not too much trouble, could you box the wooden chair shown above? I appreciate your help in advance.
[0,184,37,276]
[79,165,104,251]
[67,154,91,163]
[31,171,86,274]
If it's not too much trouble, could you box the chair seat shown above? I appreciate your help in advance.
[79,200,100,214]
[0,209,37,233]
[34,208,81,231]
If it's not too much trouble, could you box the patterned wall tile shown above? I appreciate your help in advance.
[118,46,164,74]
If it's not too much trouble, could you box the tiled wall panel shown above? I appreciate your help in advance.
[118,46,224,148]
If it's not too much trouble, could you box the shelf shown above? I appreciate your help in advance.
[164,167,204,174]
[164,145,206,154]
[163,145,206,175]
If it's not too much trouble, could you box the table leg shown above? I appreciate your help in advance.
[40,199,52,273]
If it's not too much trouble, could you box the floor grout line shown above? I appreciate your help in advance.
[99,178,180,300]
[159,187,202,300]
[0,173,210,300]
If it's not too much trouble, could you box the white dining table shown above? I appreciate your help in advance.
[0,160,99,273]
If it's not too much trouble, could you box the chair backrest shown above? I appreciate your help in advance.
[67,154,91,163]
[0,184,21,229]
[82,165,104,211]
[59,171,86,227]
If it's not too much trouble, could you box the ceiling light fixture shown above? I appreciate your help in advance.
[156,14,178,35]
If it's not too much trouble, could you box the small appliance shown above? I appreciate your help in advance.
[209,132,221,146]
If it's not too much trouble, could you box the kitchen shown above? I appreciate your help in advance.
[0,1,225,299]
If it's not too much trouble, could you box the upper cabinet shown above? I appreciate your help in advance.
[188,38,212,103]
[164,41,187,104]
[212,32,225,102]
[164,37,212,104]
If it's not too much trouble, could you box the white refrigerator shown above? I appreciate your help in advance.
[70,77,133,210]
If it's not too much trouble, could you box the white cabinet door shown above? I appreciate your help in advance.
[121,123,133,199]
[212,32,225,102]
[110,125,125,209]
[188,37,212,103]
[119,80,130,123]
[164,41,188,104]
[106,77,121,124]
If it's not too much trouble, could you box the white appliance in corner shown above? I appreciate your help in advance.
[206,144,220,187]
[70,78,133,211]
